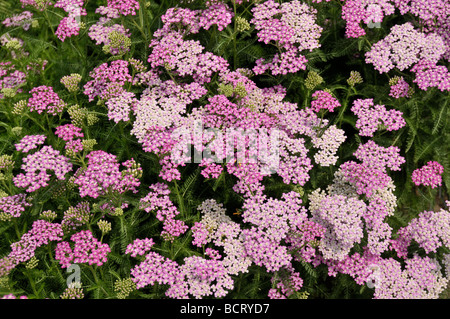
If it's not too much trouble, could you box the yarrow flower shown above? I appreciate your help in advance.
[27,86,66,115]
[139,183,188,241]
[365,22,446,74]
[125,238,155,257]
[411,161,444,188]
[2,11,33,31]
[250,0,321,75]
[55,230,110,268]
[73,151,141,198]
[389,76,414,98]
[15,135,46,153]
[13,146,72,192]
[0,194,32,221]
[310,90,341,113]
[351,98,405,137]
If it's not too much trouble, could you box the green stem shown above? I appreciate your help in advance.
[25,269,39,297]
[173,180,186,218]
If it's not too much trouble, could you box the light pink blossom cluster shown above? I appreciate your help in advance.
[372,256,447,299]
[2,11,33,30]
[55,230,111,268]
[341,0,395,38]
[410,59,450,92]
[160,3,233,35]
[106,0,139,16]
[0,194,32,219]
[309,189,366,261]
[129,250,181,290]
[310,90,341,113]
[13,146,73,192]
[139,183,188,242]
[0,62,27,99]
[311,125,346,167]
[148,30,229,84]
[240,191,309,272]
[83,60,133,102]
[192,199,252,275]
[73,151,141,198]
[395,207,450,255]
[158,7,200,34]
[389,76,413,98]
[9,220,64,264]
[174,255,234,299]
[251,0,322,75]
[15,135,46,153]
[411,161,444,188]
[125,238,155,257]
[353,140,405,172]
[393,0,450,61]
[365,22,447,77]
[268,266,304,299]
[27,85,67,115]
[351,98,406,136]
[105,91,137,123]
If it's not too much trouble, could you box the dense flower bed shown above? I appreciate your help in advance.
[0,0,449,299]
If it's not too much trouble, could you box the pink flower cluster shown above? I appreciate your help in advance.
[9,220,63,264]
[53,0,86,41]
[351,98,406,136]
[139,183,188,242]
[125,238,155,257]
[372,256,447,299]
[55,230,111,268]
[83,60,133,102]
[28,85,66,115]
[160,3,233,35]
[393,0,450,61]
[353,140,405,172]
[106,0,139,16]
[130,251,181,291]
[251,0,321,75]
[389,76,413,98]
[148,30,229,84]
[55,124,84,141]
[13,146,72,192]
[105,91,137,123]
[55,124,85,155]
[15,135,46,153]
[410,59,450,92]
[0,62,27,98]
[0,194,32,219]
[310,90,341,113]
[366,22,446,73]
[74,151,141,198]
[309,189,366,261]
[411,161,444,188]
[2,11,33,30]
[342,0,395,38]
[396,207,450,254]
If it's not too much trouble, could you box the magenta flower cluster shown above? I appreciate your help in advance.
[411,161,444,188]
[55,230,111,268]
